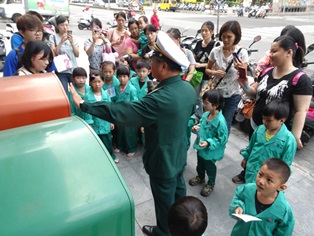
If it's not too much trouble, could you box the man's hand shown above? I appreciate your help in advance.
[69,83,83,108]
[241,159,247,168]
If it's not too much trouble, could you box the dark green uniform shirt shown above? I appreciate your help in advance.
[81,75,196,178]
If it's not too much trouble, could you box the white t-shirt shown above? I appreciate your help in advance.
[208,45,248,98]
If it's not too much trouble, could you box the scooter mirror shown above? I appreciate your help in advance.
[197,29,201,34]
[306,44,314,55]
[254,35,261,43]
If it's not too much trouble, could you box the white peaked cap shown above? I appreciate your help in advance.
[154,31,190,70]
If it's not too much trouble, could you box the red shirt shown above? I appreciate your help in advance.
[150,14,160,30]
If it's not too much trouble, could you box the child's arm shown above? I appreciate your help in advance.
[204,122,228,150]
[229,185,246,219]
[280,132,297,166]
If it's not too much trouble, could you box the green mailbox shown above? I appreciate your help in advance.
[0,116,135,236]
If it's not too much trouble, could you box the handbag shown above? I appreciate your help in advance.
[54,54,72,72]
[102,46,118,64]
[189,70,203,88]
[241,99,256,119]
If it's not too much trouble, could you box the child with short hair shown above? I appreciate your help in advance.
[85,71,118,163]
[168,196,208,236]
[113,65,139,157]
[189,90,228,197]
[232,100,297,184]
[130,60,151,99]
[229,158,294,235]
[69,67,90,119]
[101,61,120,98]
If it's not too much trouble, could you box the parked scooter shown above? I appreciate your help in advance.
[181,29,202,51]
[0,33,9,72]
[248,7,258,18]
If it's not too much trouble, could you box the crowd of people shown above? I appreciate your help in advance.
[2,7,313,236]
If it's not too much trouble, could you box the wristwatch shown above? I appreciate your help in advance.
[79,100,85,108]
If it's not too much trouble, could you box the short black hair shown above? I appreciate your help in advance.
[144,24,157,35]
[72,67,87,78]
[136,60,151,70]
[101,61,116,71]
[26,10,44,22]
[138,15,148,23]
[219,21,242,45]
[91,18,102,29]
[128,18,139,29]
[262,158,291,183]
[116,65,130,77]
[166,28,181,40]
[22,40,53,72]
[89,70,104,83]
[202,90,224,111]
[168,196,208,236]
[262,100,289,120]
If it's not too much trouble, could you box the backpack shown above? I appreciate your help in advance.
[260,67,305,86]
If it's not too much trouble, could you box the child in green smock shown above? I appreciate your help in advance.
[130,60,151,99]
[189,90,228,197]
[69,67,90,119]
[101,61,120,99]
[113,65,139,157]
[232,100,297,184]
[229,158,294,236]
[85,71,118,163]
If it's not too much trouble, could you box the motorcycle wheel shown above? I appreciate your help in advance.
[0,55,5,72]
[78,24,84,30]
[248,14,251,18]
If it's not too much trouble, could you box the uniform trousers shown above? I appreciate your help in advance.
[149,168,186,236]
[196,154,217,186]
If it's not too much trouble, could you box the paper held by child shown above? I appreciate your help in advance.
[232,214,262,222]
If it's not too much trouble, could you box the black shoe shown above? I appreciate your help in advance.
[142,225,157,236]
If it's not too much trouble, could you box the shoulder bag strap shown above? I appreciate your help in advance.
[215,48,242,88]
[292,71,305,86]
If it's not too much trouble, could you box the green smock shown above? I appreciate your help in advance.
[229,183,294,236]
[241,124,296,183]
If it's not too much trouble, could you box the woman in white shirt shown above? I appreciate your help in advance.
[206,21,248,133]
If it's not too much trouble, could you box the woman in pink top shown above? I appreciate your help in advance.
[125,19,141,70]
[107,12,130,58]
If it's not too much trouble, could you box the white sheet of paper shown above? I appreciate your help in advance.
[232,213,262,222]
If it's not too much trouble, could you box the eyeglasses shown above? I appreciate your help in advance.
[202,102,211,106]
[28,29,44,34]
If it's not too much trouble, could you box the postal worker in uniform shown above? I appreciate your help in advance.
[70,31,196,236]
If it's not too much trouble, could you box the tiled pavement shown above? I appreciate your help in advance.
[115,125,314,236]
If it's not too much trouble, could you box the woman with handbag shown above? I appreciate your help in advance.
[205,21,248,133]
[193,21,220,97]
[84,18,111,73]
[107,12,130,58]
[49,15,79,93]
